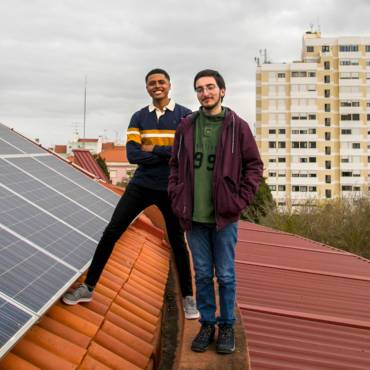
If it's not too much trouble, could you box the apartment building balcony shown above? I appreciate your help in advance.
[340,162,365,170]
[268,149,287,156]
[340,134,364,142]
[290,77,317,84]
[290,120,317,127]
[291,105,317,113]
[267,176,287,185]
[291,192,317,200]
[290,91,317,99]
[291,134,317,141]
[290,149,318,156]
[290,163,318,171]
[338,52,362,59]
[340,177,365,185]
[339,79,362,86]
[338,65,362,72]
[339,106,362,114]
[339,92,363,99]
[291,177,318,185]
[268,162,288,170]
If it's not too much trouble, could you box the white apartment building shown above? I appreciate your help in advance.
[256,31,370,208]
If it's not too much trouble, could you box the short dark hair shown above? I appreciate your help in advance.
[145,68,170,83]
[193,69,226,90]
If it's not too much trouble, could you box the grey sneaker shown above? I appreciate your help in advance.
[62,284,93,305]
[183,296,200,320]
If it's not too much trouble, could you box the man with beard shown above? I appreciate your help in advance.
[169,69,263,353]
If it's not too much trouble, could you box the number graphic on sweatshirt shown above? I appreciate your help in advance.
[194,152,216,171]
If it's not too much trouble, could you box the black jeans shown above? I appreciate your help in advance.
[85,182,193,297]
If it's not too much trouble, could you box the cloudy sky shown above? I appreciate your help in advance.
[1,0,370,147]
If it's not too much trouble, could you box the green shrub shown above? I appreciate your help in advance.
[260,197,370,258]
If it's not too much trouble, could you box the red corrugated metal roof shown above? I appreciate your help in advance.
[236,221,370,370]
[73,149,109,182]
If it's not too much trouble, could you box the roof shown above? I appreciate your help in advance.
[78,138,98,143]
[54,145,67,154]
[100,146,128,163]
[236,221,370,370]
[0,214,170,370]
[101,142,115,150]
[72,149,109,182]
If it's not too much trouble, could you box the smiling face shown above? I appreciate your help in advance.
[195,76,225,115]
[146,73,171,103]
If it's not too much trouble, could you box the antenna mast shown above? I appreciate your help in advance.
[83,75,87,138]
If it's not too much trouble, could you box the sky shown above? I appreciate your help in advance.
[1,0,370,147]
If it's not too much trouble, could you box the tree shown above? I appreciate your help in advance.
[94,154,110,181]
[240,177,275,224]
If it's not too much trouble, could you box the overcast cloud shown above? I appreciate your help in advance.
[1,0,370,147]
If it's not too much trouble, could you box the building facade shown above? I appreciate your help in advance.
[256,31,370,208]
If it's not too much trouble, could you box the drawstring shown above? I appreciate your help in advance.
[231,114,235,154]
[178,134,183,160]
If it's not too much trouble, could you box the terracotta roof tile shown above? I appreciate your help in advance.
[79,355,112,370]
[0,353,40,370]
[100,321,154,357]
[94,330,149,368]
[11,339,76,370]
[87,342,141,370]
[37,316,91,349]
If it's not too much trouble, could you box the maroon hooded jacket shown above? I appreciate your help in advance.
[168,108,263,231]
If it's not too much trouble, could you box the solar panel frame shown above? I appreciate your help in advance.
[0,123,124,358]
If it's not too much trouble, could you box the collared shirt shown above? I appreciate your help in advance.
[148,99,175,120]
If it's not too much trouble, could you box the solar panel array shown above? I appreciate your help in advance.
[0,123,119,357]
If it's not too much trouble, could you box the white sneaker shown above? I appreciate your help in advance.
[62,284,93,305]
[183,296,200,320]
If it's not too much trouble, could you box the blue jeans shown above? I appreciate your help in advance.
[186,222,238,326]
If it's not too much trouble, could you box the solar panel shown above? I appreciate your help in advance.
[0,297,35,358]
[0,123,121,357]
[0,228,77,313]
[0,124,45,154]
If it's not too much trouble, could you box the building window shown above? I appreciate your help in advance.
[324,89,330,98]
[269,129,276,134]
[268,172,276,177]
[306,46,314,52]
[278,142,286,149]
[341,129,352,134]
[339,45,359,52]
[324,75,330,83]
[269,142,276,148]
[352,143,360,149]
[308,71,316,77]
[325,160,331,169]
[277,73,286,78]
[325,175,331,184]
[269,185,276,191]
[366,45,370,52]
[325,146,331,155]
[325,132,331,140]
[325,189,332,198]
[278,157,286,163]
[278,129,286,134]
[342,185,352,191]
[278,185,286,191]
[324,61,330,70]
[309,142,316,148]
[322,45,330,52]
[309,157,316,163]
[325,117,331,126]
[324,104,331,112]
